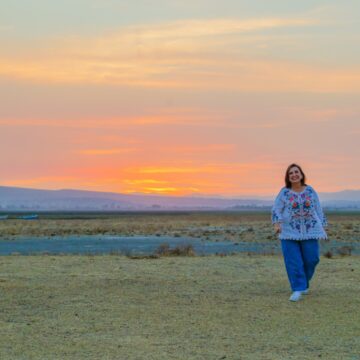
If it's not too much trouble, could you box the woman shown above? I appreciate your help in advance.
[272,164,327,302]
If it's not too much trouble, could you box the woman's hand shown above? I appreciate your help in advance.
[274,223,282,234]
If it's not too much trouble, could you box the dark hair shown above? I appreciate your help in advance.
[285,163,306,188]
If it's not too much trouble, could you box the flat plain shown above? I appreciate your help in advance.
[0,211,359,243]
[0,212,359,359]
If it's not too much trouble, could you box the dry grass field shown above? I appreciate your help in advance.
[0,254,359,360]
[0,212,359,359]
[0,212,359,243]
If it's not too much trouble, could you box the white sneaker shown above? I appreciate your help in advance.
[301,289,309,295]
[289,291,302,302]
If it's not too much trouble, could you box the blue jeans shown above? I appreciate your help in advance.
[281,239,320,291]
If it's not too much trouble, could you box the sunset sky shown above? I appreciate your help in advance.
[1,0,359,197]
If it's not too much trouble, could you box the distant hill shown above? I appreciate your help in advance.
[318,190,360,209]
[319,190,360,201]
[0,186,359,211]
[0,186,273,211]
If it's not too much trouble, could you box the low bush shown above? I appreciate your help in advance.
[155,242,195,257]
[337,246,353,256]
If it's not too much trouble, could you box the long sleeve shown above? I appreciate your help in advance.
[313,190,328,227]
[272,186,327,240]
[271,189,285,224]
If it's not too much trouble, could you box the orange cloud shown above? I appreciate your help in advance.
[136,165,219,174]
[124,179,168,185]
[0,113,211,129]
[5,157,354,196]
[3,176,78,188]
[131,162,274,175]
[164,144,237,153]
[116,162,279,195]
[135,187,197,195]
[79,148,137,155]
[4,17,358,93]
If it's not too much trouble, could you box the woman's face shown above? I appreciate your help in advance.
[288,166,303,184]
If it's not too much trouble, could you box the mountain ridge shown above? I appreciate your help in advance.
[1,185,360,211]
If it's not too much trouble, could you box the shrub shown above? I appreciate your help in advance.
[155,242,195,257]
[156,243,170,256]
[337,246,353,256]
[127,254,160,260]
[323,251,333,259]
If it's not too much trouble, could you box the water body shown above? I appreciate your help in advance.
[0,236,359,256]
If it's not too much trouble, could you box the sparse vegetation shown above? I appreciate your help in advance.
[337,245,353,256]
[0,255,359,359]
[0,212,359,358]
[155,242,195,256]
[0,212,359,245]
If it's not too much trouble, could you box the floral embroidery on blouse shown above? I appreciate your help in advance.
[271,186,327,240]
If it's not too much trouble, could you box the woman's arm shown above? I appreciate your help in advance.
[271,189,285,229]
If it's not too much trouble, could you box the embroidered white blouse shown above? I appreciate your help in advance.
[271,185,328,240]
